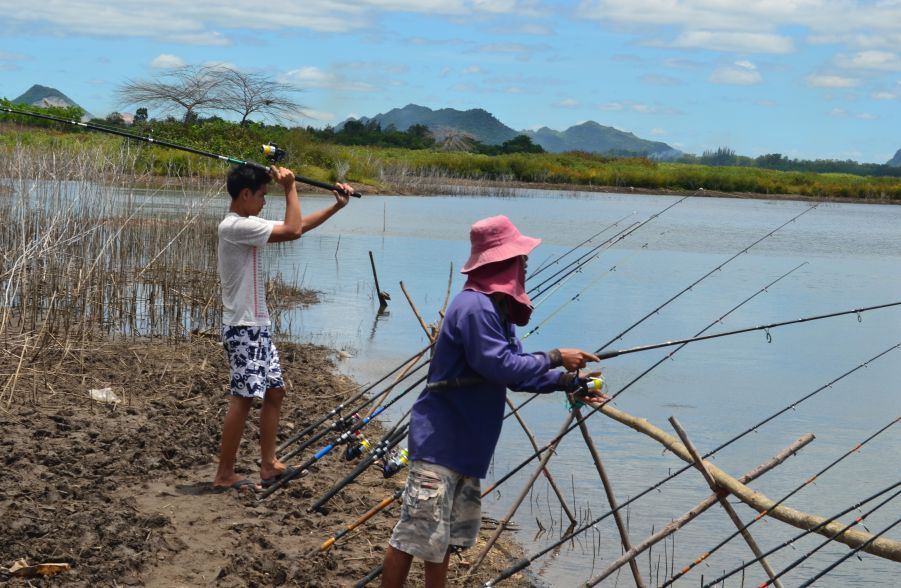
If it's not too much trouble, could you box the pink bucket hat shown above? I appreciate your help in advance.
[461,215,541,273]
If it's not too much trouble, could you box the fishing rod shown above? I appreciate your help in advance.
[597,300,901,361]
[797,515,901,588]
[258,373,426,499]
[319,488,404,552]
[503,260,805,451]
[278,355,430,462]
[527,194,692,298]
[527,212,635,280]
[0,104,362,198]
[482,342,901,586]
[503,204,814,424]
[660,415,900,587]
[702,480,901,587]
[309,422,409,512]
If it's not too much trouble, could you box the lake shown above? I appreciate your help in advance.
[237,188,900,587]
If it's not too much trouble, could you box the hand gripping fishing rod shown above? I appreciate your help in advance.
[0,105,362,198]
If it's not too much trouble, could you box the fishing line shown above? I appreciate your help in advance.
[0,105,362,198]
[703,480,901,587]
[661,416,899,587]
[481,342,901,586]
[528,212,635,279]
[797,515,901,588]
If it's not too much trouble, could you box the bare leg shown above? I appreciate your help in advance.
[214,396,255,487]
[381,545,414,588]
[423,550,451,588]
[260,386,286,480]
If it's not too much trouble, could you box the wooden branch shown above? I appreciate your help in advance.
[670,416,783,588]
[590,401,901,562]
[399,281,433,342]
[506,397,578,526]
[574,405,646,587]
[584,433,815,586]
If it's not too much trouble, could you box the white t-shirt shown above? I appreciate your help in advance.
[218,212,277,326]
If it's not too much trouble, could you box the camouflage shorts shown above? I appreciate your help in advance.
[388,460,481,563]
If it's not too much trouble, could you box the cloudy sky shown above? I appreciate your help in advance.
[1,0,899,162]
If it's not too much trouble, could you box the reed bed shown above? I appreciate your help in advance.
[0,144,306,409]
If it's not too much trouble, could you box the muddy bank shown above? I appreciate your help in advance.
[0,335,526,587]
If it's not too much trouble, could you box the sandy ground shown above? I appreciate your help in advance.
[0,334,527,587]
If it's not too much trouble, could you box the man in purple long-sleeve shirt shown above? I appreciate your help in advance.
[381,215,605,587]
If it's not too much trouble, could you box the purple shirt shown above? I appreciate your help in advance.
[408,290,563,478]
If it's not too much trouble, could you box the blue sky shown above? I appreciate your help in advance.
[1,0,899,163]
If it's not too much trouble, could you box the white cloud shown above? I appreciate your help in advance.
[597,100,678,114]
[835,51,901,72]
[150,54,186,69]
[641,74,682,86]
[577,1,901,52]
[806,74,861,88]
[282,66,375,92]
[649,127,666,136]
[710,61,762,85]
[829,107,847,117]
[555,98,579,108]
[871,91,897,100]
[671,31,794,54]
[855,112,877,120]
[463,65,482,74]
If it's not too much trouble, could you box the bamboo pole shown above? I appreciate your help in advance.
[584,433,815,586]
[590,401,901,561]
[669,416,783,588]
[573,404,646,588]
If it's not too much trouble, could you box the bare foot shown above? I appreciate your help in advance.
[260,459,287,482]
[213,474,261,492]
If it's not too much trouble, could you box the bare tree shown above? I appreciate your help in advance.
[116,65,224,125]
[217,67,305,125]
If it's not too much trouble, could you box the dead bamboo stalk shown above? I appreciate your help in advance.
[368,251,389,309]
[466,410,578,578]
[669,416,783,588]
[399,281,433,341]
[591,401,901,562]
[574,404,646,588]
[505,397,578,526]
[583,433,814,586]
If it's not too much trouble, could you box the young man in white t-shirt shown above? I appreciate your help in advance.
[213,164,353,492]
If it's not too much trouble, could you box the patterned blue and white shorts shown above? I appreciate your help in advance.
[221,325,285,398]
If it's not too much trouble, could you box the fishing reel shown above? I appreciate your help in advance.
[344,430,371,461]
[382,448,409,478]
[261,142,288,163]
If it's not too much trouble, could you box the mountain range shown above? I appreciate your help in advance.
[8,85,901,166]
[344,104,683,160]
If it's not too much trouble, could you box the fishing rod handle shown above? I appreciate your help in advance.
[485,559,529,586]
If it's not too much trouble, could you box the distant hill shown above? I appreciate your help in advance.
[341,104,679,158]
[888,149,901,167]
[11,84,89,116]
[346,104,519,145]
[525,122,682,160]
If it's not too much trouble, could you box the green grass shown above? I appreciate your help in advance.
[2,119,899,201]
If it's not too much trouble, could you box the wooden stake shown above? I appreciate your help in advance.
[368,251,389,310]
[574,403,646,587]
[669,416,784,588]
[583,433,814,586]
[506,397,578,526]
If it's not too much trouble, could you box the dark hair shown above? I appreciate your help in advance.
[226,165,271,199]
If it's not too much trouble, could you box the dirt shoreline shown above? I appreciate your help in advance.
[0,334,527,587]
